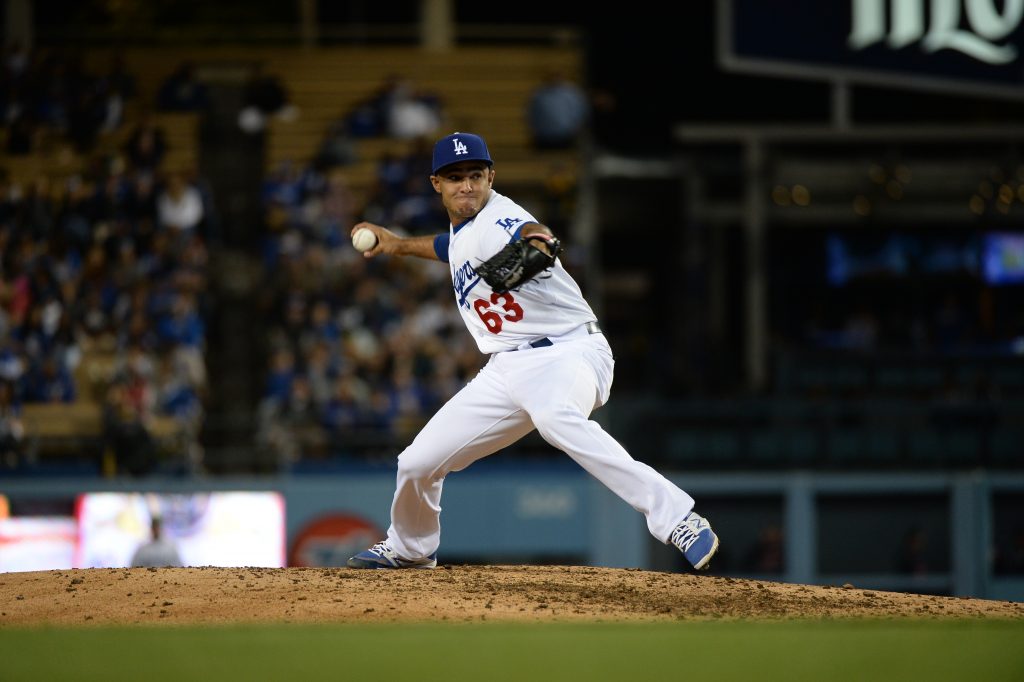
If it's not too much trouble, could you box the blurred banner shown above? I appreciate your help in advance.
[721,0,1024,97]
[0,517,76,572]
[75,492,285,569]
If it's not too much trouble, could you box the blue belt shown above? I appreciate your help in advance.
[521,321,602,350]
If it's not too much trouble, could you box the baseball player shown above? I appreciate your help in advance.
[347,132,718,571]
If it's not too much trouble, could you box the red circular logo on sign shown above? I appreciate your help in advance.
[289,514,384,567]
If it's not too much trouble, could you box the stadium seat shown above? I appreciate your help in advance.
[908,430,981,465]
[749,430,818,464]
[665,430,741,465]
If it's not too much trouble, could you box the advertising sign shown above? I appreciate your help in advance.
[721,0,1024,98]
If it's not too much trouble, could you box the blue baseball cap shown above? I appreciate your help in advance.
[431,132,493,175]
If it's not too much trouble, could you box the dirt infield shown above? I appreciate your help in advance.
[1,565,1022,626]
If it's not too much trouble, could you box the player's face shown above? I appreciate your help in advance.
[431,162,495,222]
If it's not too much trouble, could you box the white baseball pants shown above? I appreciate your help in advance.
[384,332,696,561]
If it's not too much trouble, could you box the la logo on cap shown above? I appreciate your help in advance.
[453,137,468,156]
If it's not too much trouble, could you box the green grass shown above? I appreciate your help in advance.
[2,620,1023,681]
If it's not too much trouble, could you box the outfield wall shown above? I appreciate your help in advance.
[1,469,1022,601]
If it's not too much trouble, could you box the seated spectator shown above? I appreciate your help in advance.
[313,170,355,243]
[343,78,397,138]
[154,350,203,470]
[386,80,442,140]
[156,292,205,350]
[526,70,590,150]
[261,161,306,211]
[321,375,364,436]
[258,374,327,465]
[17,292,68,360]
[265,346,297,405]
[22,354,75,403]
[67,68,110,154]
[157,173,204,233]
[313,120,357,170]
[103,379,156,476]
[0,379,24,469]
[99,52,137,104]
[374,151,411,200]
[0,341,25,385]
[392,176,446,232]
[157,61,208,112]
[124,114,167,174]
[74,286,114,344]
[238,67,295,134]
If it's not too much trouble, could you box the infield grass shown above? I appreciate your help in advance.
[2,619,1022,681]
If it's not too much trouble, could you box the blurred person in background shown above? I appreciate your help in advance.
[103,379,156,477]
[156,61,208,112]
[131,515,182,568]
[0,379,25,469]
[238,66,296,134]
[124,113,167,174]
[22,353,75,403]
[526,70,589,150]
[387,79,443,140]
[157,173,204,234]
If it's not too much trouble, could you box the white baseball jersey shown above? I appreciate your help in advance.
[440,190,596,354]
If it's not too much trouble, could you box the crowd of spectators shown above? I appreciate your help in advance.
[257,77,477,466]
[0,49,213,475]
[311,76,443,173]
[2,45,135,156]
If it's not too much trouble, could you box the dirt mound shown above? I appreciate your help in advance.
[1,565,1021,627]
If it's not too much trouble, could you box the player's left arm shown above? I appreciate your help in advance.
[519,223,558,257]
[476,222,563,293]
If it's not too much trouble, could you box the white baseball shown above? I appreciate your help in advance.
[351,228,378,252]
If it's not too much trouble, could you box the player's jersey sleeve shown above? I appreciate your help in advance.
[433,233,450,262]
[508,222,533,241]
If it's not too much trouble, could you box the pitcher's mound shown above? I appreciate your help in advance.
[2,565,1022,626]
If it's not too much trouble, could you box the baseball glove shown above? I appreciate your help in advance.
[476,234,562,293]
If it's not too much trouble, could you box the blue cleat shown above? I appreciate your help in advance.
[670,511,720,570]
[347,541,437,569]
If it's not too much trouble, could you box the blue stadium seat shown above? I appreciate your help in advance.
[827,430,901,463]
[749,430,818,464]
[990,429,1022,464]
[827,430,861,462]
[666,430,740,464]
[908,430,981,464]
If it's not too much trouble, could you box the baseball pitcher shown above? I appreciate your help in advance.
[347,132,718,571]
